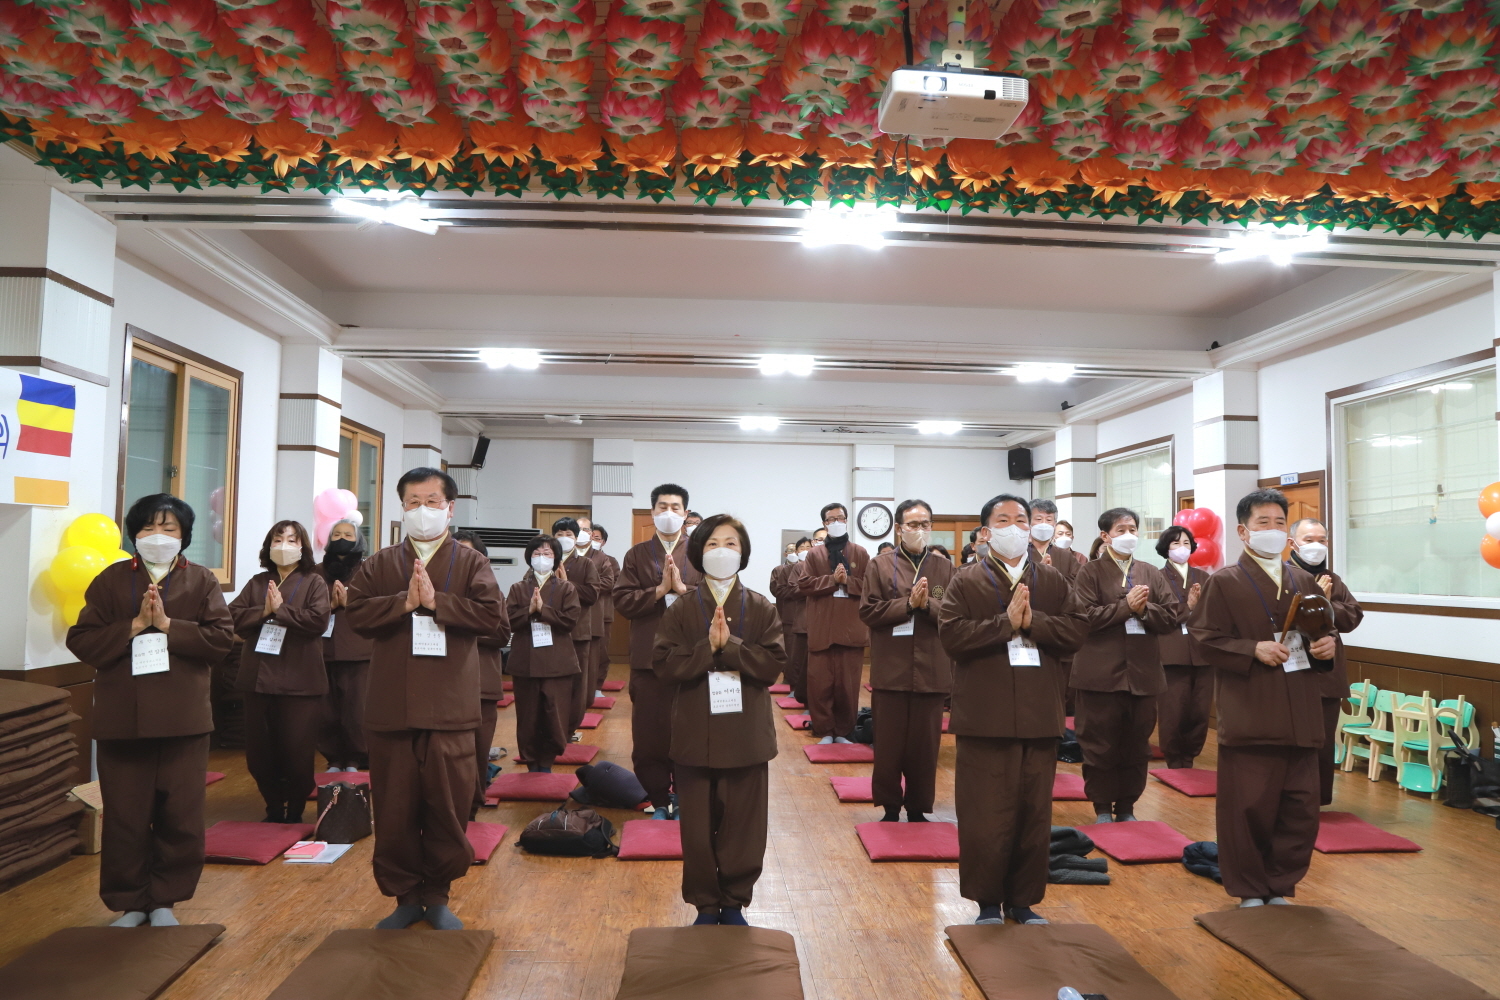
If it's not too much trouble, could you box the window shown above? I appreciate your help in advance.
[1100,445,1173,566]
[1034,474,1056,502]
[338,420,384,552]
[1338,365,1498,599]
[122,330,241,585]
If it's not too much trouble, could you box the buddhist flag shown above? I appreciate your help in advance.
[0,369,74,507]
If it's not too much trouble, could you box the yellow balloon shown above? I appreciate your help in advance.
[50,546,108,595]
[63,514,121,555]
[109,549,132,564]
[61,594,86,627]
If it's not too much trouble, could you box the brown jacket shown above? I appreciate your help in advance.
[320,562,373,663]
[612,534,702,672]
[478,612,513,700]
[1027,542,1078,583]
[504,573,581,677]
[1295,564,1362,698]
[344,534,505,732]
[583,546,616,639]
[229,568,332,696]
[797,541,871,651]
[1158,561,1211,667]
[1070,556,1180,695]
[67,558,235,740]
[769,561,807,634]
[1188,553,1329,748]
[937,557,1085,739]
[558,548,598,642]
[859,547,954,694]
[653,582,785,769]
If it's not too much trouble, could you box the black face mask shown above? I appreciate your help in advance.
[326,539,358,556]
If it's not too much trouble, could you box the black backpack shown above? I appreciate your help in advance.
[851,707,875,744]
[1057,727,1083,764]
[518,807,618,858]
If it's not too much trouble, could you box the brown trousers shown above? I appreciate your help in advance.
[1217,744,1320,900]
[367,728,476,907]
[471,699,498,819]
[567,639,592,733]
[676,761,769,912]
[318,659,369,770]
[513,675,573,769]
[243,692,321,817]
[1074,689,1157,809]
[785,632,809,705]
[1320,697,1340,806]
[955,736,1055,908]
[96,734,209,913]
[870,689,945,814]
[807,644,864,738]
[592,636,612,695]
[1158,664,1213,769]
[630,668,675,808]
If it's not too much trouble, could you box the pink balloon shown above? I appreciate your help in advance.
[209,487,224,515]
[314,488,358,520]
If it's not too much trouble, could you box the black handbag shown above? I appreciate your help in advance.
[1441,728,1500,817]
[312,781,372,844]
[851,707,875,744]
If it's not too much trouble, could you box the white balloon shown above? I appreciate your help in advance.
[1487,511,1500,540]
[343,510,364,528]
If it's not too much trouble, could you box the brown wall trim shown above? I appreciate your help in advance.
[1194,463,1259,474]
[1193,414,1258,428]
[403,443,443,453]
[1361,601,1500,620]
[0,266,115,307]
[1346,645,1500,683]
[279,392,341,408]
[457,493,478,500]
[1054,456,1096,466]
[339,415,386,441]
[127,325,245,380]
[1095,435,1173,462]
[0,661,96,687]
[277,444,339,458]
[1327,348,1495,401]
[1055,492,1097,499]
[1031,465,1055,477]
[1258,471,1323,488]
[0,355,109,387]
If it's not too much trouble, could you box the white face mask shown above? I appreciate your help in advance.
[1168,544,1192,565]
[135,533,181,564]
[798,550,810,561]
[1110,533,1139,557]
[1053,534,1073,550]
[575,534,591,551]
[901,527,929,551]
[1030,522,1055,542]
[1297,540,1327,565]
[786,552,799,564]
[653,510,685,535]
[825,520,848,538]
[684,523,697,536]
[270,543,302,567]
[1249,529,1288,558]
[403,503,450,541]
[989,525,1030,561]
[557,535,576,553]
[702,546,741,580]
[531,555,554,575]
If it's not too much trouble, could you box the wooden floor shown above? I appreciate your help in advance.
[3,660,1499,1000]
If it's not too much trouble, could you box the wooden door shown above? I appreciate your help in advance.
[931,515,980,565]
[632,509,653,544]
[609,509,656,663]
[1282,482,1321,526]
[534,504,592,533]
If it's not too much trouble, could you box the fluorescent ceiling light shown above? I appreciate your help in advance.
[915,420,962,435]
[738,415,780,431]
[331,193,443,235]
[1010,363,1076,383]
[478,348,543,369]
[757,354,816,377]
[799,202,896,249]
[1215,229,1329,265]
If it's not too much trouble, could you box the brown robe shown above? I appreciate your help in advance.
[1157,561,1215,768]
[859,547,954,815]
[938,557,1084,908]
[584,546,617,694]
[67,557,235,913]
[1027,541,1078,583]
[505,573,581,769]
[769,560,808,703]
[612,534,702,807]
[319,561,373,770]
[1301,565,1362,804]
[472,617,512,818]
[654,582,784,911]
[1190,552,1328,900]
[559,548,598,732]
[797,540,871,738]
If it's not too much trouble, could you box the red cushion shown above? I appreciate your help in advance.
[775,697,805,709]
[1066,716,1075,730]
[1152,768,1218,797]
[602,680,626,691]
[503,680,514,691]
[942,716,949,733]
[863,682,873,692]
[514,744,599,766]
[592,696,617,709]
[307,771,370,800]
[485,772,579,802]
[1079,820,1193,863]
[496,695,514,708]
[204,820,315,864]
[466,821,508,863]
[856,820,959,861]
[769,683,791,694]
[1150,743,1164,760]
[1052,772,1086,800]
[1315,811,1422,853]
[831,776,905,802]
[617,819,683,860]
[804,743,875,763]
[783,714,811,731]
[580,712,603,729]
[205,771,225,785]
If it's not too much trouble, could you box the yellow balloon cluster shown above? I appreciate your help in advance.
[48,514,128,627]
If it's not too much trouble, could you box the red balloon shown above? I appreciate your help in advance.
[1482,534,1500,569]
[1196,507,1222,534]
[1189,537,1220,569]
[1173,508,1198,529]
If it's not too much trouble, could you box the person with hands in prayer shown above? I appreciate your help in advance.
[319,519,372,773]
[1153,526,1214,770]
[453,531,510,819]
[67,494,235,929]
[574,516,616,700]
[1026,499,1078,583]
[504,536,581,774]
[550,517,599,737]
[798,502,871,745]
[653,514,786,927]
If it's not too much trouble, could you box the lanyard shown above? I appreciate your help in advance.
[890,548,928,600]
[404,538,458,594]
[980,556,1035,612]
[649,536,680,580]
[1247,562,1299,631]
[530,574,560,611]
[695,584,747,639]
[130,556,178,607]
[265,571,305,611]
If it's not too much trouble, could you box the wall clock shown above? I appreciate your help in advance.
[857,502,893,540]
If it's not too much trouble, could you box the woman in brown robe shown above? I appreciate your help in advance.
[68,494,235,928]
[1154,526,1213,770]
[504,536,581,773]
[319,518,372,773]
[229,521,331,823]
[654,513,786,926]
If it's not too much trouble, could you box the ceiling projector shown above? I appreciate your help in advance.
[878,66,1029,142]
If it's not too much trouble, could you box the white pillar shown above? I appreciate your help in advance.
[443,431,481,525]
[401,409,444,470]
[1193,369,1260,564]
[1054,422,1098,536]
[275,344,342,532]
[590,438,635,545]
[852,443,895,544]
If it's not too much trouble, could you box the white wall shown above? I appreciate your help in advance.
[475,438,593,530]
[894,446,1028,518]
[1095,389,1195,494]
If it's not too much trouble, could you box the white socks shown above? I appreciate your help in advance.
[111,911,148,927]
[1239,898,1265,908]
[818,736,834,745]
[148,908,178,926]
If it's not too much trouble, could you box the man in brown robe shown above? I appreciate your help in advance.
[1154,526,1213,769]
[1026,499,1079,583]
[938,493,1084,926]
[1289,517,1363,804]
[769,536,811,701]
[1071,507,1180,822]
[1190,489,1337,906]
[612,483,701,818]
[505,537,582,772]
[454,530,511,819]
[798,503,871,743]
[552,517,598,735]
[577,516,616,698]
[346,468,504,930]
[859,500,953,822]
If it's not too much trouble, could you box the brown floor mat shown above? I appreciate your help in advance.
[1196,906,1495,1000]
[614,927,803,1000]
[0,924,224,1000]
[946,923,1181,1000]
[264,929,493,1000]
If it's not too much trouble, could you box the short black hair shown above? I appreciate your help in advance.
[651,483,689,507]
[125,493,195,553]
[1031,499,1058,518]
[593,524,608,542]
[1237,488,1288,524]
[877,542,894,553]
[960,543,975,561]
[397,467,456,502]
[894,499,932,525]
[525,535,562,563]
[794,535,812,548]
[1155,524,1196,559]
[930,544,950,558]
[551,517,579,536]
[454,529,489,558]
[686,513,750,573]
[1057,520,1074,534]
[820,502,847,523]
[1098,507,1139,533]
[259,520,317,575]
[969,527,980,542]
[980,493,1031,525]
[685,511,702,522]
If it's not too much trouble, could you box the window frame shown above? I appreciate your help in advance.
[338,416,385,553]
[118,326,243,589]
[1096,436,1176,556]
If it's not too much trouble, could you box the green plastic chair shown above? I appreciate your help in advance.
[1367,692,1429,781]
[1336,681,1378,768]
[1396,698,1468,795]
[1353,688,1404,776]
[1401,698,1477,754]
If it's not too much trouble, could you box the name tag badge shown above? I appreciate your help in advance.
[1007,635,1041,667]
[1124,617,1147,635]
[665,593,678,607]
[834,587,849,598]
[530,621,553,648]
[892,617,915,637]
[1277,630,1311,673]
[411,615,447,657]
[1181,624,1189,635]
[255,622,287,655]
[708,670,743,714]
[323,615,335,639]
[131,632,170,676]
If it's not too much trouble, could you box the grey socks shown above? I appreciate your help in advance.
[148,908,178,927]
[376,904,427,929]
[110,911,148,927]
[424,905,464,930]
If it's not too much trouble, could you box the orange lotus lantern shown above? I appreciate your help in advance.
[253,118,325,177]
[815,129,877,169]
[1203,167,1260,207]
[394,104,464,177]
[327,113,400,171]
[877,135,944,183]
[109,117,184,160]
[945,139,1012,192]
[177,110,253,161]
[1079,158,1141,202]
[1254,167,1325,204]
[1007,143,1077,194]
[26,110,110,152]
[534,118,605,172]
[1142,166,1206,207]
[1384,175,1456,212]
[1325,164,1390,202]
[745,122,811,167]
[607,126,677,175]
[679,122,744,175]
[467,118,537,165]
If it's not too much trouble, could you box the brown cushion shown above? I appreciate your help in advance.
[946,923,1181,1000]
[0,679,69,724]
[615,927,803,1000]
[265,929,493,1000]
[1196,905,1496,1000]
[0,924,223,1000]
